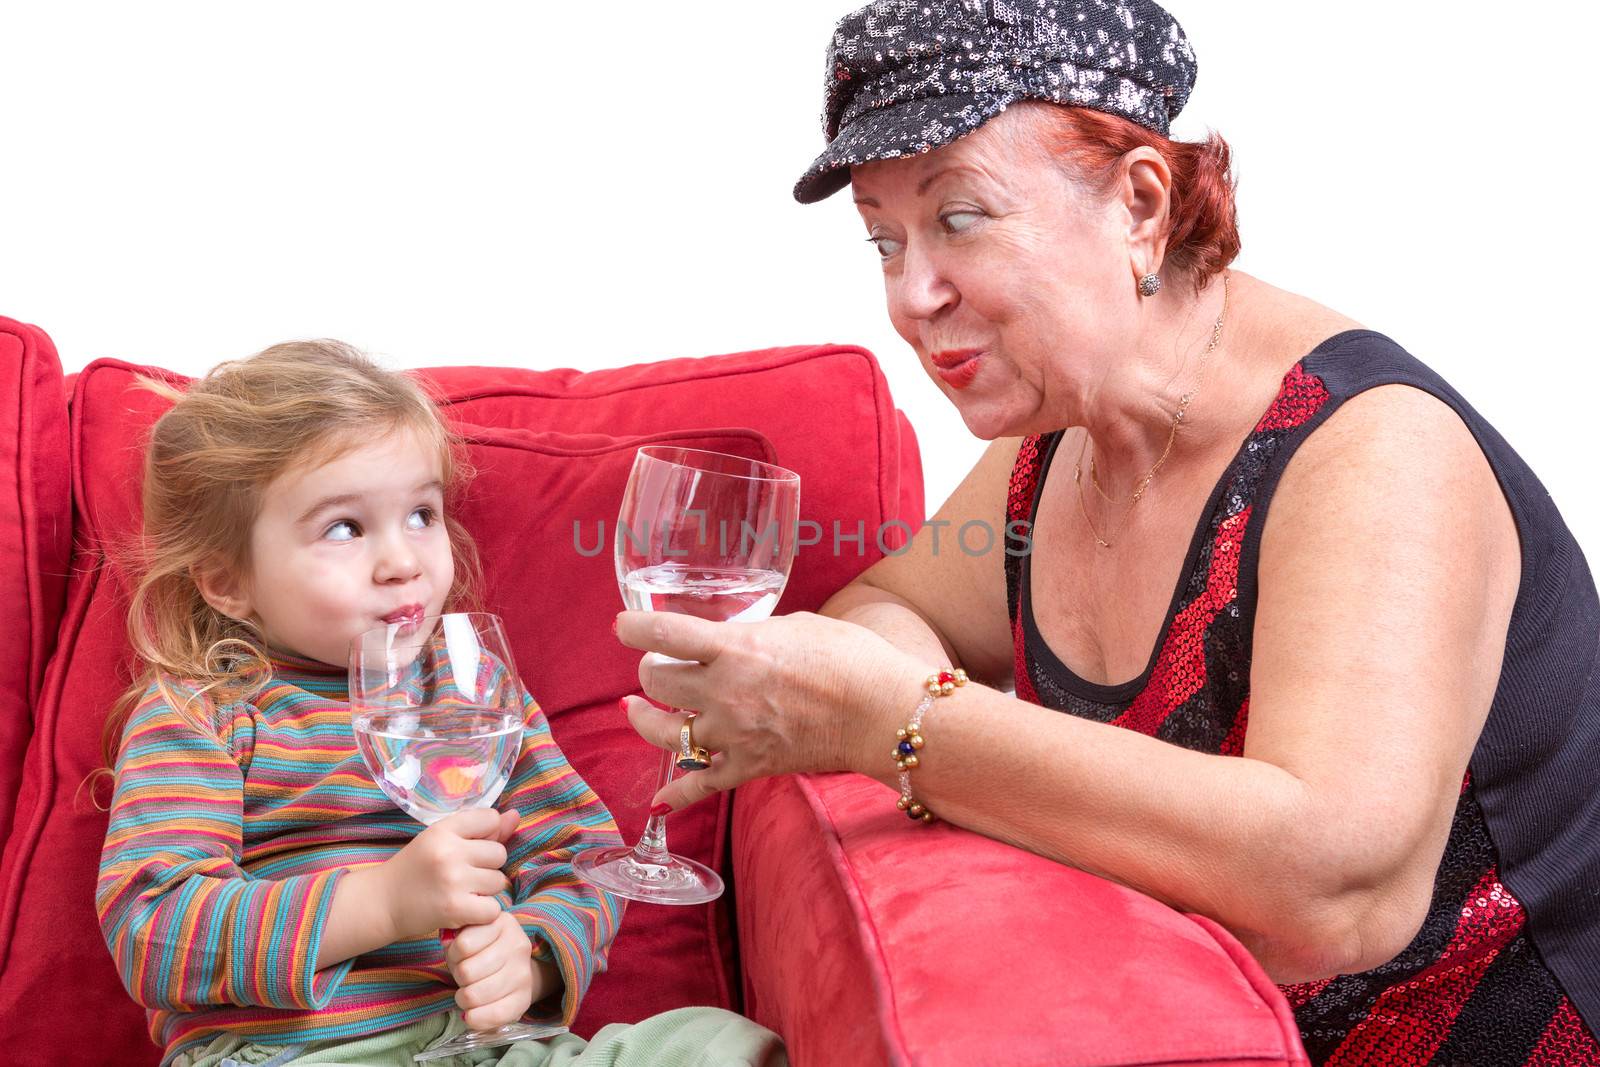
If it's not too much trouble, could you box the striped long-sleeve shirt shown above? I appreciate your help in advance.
[97,649,624,1064]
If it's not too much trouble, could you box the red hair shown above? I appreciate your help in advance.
[1032,105,1240,289]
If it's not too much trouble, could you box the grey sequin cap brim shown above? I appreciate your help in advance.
[795,93,1014,204]
[794,0,1197,204]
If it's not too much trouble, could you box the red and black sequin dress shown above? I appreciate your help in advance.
[1003,331,1600,1065]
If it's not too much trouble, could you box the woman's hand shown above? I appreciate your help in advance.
[614,609,928,812]
[373,807,518,942]
[445,910,540,1030]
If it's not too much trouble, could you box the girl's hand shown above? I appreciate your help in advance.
[445,911,537,1030]
[614,609,927,812]
[376,808,519,942]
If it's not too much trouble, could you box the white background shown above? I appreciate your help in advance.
[5,1,1598,562]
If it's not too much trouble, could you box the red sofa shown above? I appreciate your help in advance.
[0,315,1308,1066]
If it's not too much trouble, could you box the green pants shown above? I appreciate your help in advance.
[170,1008,787,1067]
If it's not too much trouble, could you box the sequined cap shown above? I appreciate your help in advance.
[794,0,1198,203]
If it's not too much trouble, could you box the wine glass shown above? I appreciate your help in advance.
[574,446,801,904]
[349,611,566,1062]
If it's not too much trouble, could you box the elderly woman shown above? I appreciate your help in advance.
[614,2,1600,1063]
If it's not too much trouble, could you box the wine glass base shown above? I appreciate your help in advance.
[573,845,724,904]
[413,1022,567,1061]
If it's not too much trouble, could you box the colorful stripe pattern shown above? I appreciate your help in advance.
[97,651,624,1063]
[1004,362,1600,1064]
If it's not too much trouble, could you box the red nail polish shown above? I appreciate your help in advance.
[611,616,619,635]
[650,803,672,817]
[618,697,630,714]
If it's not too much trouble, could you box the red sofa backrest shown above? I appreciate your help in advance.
[0,341,923,1063]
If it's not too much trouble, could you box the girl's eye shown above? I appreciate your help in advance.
[407,507,436,531]
[324,520,360,542]
[941,210,982,233]
[867,233,905,259]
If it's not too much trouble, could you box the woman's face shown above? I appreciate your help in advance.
[851,106,1141,439]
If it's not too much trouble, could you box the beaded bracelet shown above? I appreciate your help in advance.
[894,668,968,823]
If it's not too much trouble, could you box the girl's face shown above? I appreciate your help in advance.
[234,428,455,667]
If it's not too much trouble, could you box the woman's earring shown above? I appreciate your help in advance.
[1138,273,1163,297]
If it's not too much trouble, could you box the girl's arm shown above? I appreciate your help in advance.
[97,690,355,1011]
[315,864,396,968]
[315,811,513,971]
[499,690,626,1026]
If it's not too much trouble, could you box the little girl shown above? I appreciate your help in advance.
[96,342,785,1066]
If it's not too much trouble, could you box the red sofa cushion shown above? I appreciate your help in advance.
[0,318,71,848]
[0,345,919,1063]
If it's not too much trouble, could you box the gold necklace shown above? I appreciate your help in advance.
[1073,272,1230,549]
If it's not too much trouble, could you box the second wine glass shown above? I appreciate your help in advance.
[574,446,801,904]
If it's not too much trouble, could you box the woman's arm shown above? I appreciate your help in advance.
[818,436,1022,685]
[850,385,1518,981]
[623,386,1519,983]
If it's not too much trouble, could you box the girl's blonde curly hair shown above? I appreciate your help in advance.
[97,340,482,775]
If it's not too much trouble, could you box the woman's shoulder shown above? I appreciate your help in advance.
[1259,359,1520,599]
[1234,278,1476,444]
[1230,279,1518,586]
[1235,273,1366,363]
[1286,377,1489,475]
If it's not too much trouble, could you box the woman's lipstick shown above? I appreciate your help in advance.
[930,348,983,390]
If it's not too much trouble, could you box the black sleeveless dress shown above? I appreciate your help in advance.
[1003,331,1600,1065]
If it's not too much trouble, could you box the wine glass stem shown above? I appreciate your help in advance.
[632,746,678,864]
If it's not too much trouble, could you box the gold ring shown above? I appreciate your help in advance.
[677,718,712,771]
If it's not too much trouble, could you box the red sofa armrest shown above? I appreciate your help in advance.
[0,317,72,849]
[733,771,1309,1067]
